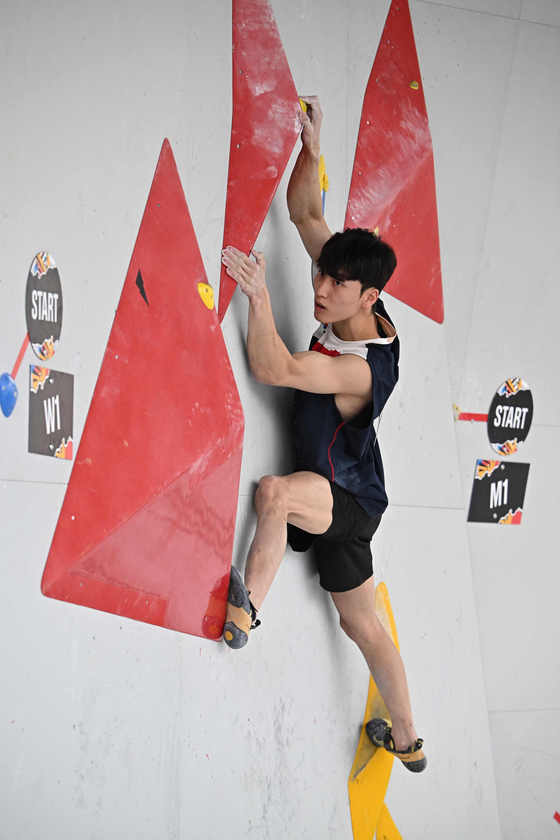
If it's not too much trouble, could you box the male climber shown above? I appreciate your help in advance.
[220,96,426,773]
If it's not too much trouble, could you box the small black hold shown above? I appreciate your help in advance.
[136,270,150,306]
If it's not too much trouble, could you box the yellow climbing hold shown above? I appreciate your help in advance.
[409,80,419,90]
[299,98,308,113]
[318,154,329,193]
[198,282,214,310]
[348,583,400,840]
[375,803,403,840]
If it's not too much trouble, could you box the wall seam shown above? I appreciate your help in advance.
[415,0,523,24]
[448,17,523,839]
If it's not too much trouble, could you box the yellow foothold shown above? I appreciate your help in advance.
[376,803,404,840]
[373,227,380,236]
[198,282,214,310]
[299,98,308,112]
[318,154,329,193]
[348,584,400,840]
[409,80,419,90]
[224,630,233,642]
[452,404,461,422]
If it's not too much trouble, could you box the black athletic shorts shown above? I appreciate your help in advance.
[286,481,382,593]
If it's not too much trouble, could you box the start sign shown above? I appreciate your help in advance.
[487,378,533,456]
[25,252,63,361]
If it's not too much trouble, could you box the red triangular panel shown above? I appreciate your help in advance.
[42,140,244,639]
[218,0,301,322]
[345,0,444,323]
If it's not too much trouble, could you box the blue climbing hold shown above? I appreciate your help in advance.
[0,372,18,417]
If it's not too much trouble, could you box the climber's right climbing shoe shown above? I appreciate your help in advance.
[365,717,427,773]
[223,566,260,649]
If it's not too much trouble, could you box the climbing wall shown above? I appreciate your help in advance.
[1,1,559,839]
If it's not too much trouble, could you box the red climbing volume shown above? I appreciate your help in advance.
[345,0,444,323]
[41,140,244,640]
[218,0,301,322]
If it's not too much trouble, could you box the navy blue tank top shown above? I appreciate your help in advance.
[292,298,399,518]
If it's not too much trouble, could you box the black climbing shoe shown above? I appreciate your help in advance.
[223,566,260,649]
[365,718,427,773]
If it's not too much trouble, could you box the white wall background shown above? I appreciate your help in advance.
[1,1,558,838]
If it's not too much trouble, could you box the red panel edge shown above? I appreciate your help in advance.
[41,574,169,628]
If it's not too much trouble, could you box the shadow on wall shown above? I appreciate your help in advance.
[265,200,313,353]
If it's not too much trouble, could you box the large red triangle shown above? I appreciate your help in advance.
[42,140,244,639]
[345,0,444,323]
[218,0,301,322]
